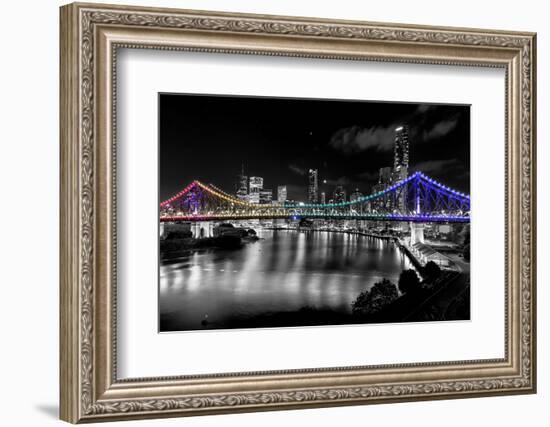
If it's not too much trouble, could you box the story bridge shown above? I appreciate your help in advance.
[160,172,470,225]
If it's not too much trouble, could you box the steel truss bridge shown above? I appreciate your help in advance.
[160,172,470,224]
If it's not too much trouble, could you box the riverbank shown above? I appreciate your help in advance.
[264,226,398,240]
[161,306,353,331]
[394,239,425,273]
[160,234,259,260]
[368,271,469,323]
[297,228,433,279]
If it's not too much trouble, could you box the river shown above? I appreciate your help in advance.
[159,229,413,331]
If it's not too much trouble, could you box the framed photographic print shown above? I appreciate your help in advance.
[60,2,537,423]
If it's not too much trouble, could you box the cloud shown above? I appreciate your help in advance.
[329,125,395,154]
[414,104,433,114]
[329,108,464,154]
[421,116,460,141]
[288,164,306,176]
[410,158,462,174]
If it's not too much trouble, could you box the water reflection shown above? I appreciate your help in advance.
[160,230,412,331]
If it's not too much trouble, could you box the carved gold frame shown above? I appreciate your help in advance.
[60,2,537,423]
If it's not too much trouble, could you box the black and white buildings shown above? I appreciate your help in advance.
[308,168,319,204]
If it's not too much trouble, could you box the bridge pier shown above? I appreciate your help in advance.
[410,222,425,245]
[191,221,214,238]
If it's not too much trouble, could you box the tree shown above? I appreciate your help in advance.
[398,269,421,294]
[423,261,442,282]
[351,279,398,316]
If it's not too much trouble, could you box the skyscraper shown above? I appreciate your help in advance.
[320,192,326,205]
[308,169,319,204]
[249,176,263,204]
[393,126,409,212]
[260,189,273,204]
[393,125,409,172]
[249,176,263,193]
[277,185,287,203]
[235,164,248,200]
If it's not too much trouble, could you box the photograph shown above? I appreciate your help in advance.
[158,94,471,332]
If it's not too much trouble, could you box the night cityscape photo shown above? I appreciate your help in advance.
[158,93,471,332]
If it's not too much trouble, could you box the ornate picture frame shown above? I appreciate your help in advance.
[60,2,536,423]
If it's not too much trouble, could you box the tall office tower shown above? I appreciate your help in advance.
[277,185,287,203]
[247,193,260,204]
[393,126,409,212]
[393,125,409,172]
[259,189,273,204]
[308,168,319,204]
[320,192,326,205]
[249,176,263,204]
[249,176,263,193]
[235,164,248,200]
[333,185,346,204]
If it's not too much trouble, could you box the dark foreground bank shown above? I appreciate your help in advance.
[160,273,470,331]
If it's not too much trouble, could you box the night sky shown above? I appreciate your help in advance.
[159,93,470,202]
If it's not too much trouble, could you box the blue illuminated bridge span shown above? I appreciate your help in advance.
[160,172,470,224]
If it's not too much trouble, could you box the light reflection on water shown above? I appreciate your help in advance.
[159,229,412,331]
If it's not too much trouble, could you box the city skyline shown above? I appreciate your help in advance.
[159,94,470,202]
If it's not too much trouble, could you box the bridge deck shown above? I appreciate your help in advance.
[160,214,470,223]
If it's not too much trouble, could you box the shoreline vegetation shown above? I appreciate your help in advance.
[160,225,259,259]
[349,262,469,323]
